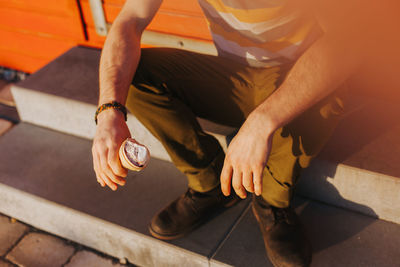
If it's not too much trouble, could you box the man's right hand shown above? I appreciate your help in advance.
[92,109,130,190]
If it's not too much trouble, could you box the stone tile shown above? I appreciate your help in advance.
[0,119,13,137]
[6,232,75,267]
[0,215,28,256]
[0,259,14,267]
[65,250,124,267]
[0,123,249,266]
[211,197,400,267]
[0,84,15,107]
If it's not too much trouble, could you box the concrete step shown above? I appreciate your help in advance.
[297,101,400,224]
[11,47,235,162]
[1,123,399,267]
[11,46,400,224]
[0,123,249,267]
[211,197,400,267]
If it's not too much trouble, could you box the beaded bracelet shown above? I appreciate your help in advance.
[95,101,127,125]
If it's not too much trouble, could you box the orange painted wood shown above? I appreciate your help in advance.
[79,27,106,48]
[147,11,211,41]
[80,0,211,47]
[84,0,204,14]
[0,0,84,72]
[0,28,76,72]
[159,0,205,15]
[0,7,84,41]
[0,49,49,73]
[0,0,81,17]
[1,0,211,72]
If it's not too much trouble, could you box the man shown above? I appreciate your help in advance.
[92,0,397,266]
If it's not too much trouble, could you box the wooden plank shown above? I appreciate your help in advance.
[0,29,75,59]
[147,11,211,40]
[79,27,106,48]
[80,0,211,42]
[85,0,204,15]
[0,7,84,41]
[0,29,75,72]
[0,0,80,17]
[0,49,51,73]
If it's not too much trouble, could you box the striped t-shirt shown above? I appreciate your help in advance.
[198,0,321,67]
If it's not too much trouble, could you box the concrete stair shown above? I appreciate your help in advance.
[1,46,399,266]
[1,123,399,267]
[11,46,400,224]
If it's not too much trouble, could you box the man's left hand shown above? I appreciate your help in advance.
[220,111,274,198]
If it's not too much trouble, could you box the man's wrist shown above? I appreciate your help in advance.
[96,108,126,125]
[249,108,279,135]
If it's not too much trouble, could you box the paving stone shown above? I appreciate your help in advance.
[0,259,14,267]
[0,119,13,137]
[0,214,28,256]
[6,232,75,267]
[65,250,125,267]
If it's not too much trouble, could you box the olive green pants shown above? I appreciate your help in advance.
[127,48,347,208]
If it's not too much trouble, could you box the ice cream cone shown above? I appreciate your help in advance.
[119,138,150,171]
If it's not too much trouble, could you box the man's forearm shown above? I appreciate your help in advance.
[252,34,361,132]
[99,19,142,106]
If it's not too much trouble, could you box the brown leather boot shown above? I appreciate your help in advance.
[252,195,312,267]
[149,186,239,240]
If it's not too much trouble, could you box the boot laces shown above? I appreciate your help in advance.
[271,206,293,225]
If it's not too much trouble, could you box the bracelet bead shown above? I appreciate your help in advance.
[95,101,127,125]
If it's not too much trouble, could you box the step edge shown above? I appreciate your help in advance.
[299,157,400,224]
[11,85,400,224]
[0,182,209,267]
[11,84,230,153]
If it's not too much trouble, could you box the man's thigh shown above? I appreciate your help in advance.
[132,48,286,128]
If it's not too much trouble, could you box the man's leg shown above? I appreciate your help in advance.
[126,47,346,265]
[261,87,348,207]
[127,48,272,192]
[126,48,282,239]
[253,84,348,267]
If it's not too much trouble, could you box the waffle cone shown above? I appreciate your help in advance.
[119,138,150,171]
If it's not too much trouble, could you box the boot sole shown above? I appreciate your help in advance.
[149,196,240,241]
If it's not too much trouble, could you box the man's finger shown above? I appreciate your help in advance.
[242,169,254,193]
[108,146,128,178]
[220,163,233,196]
[232,169,246,199]
[253,166,263,196]
[94,166,105,187]
[97,176,105,187]
[99,148,126,186]
[93,152,105,187]
[100,172,118,191]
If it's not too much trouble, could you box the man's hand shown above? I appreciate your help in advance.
[92,109,130,190]
[220,111,274,199]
